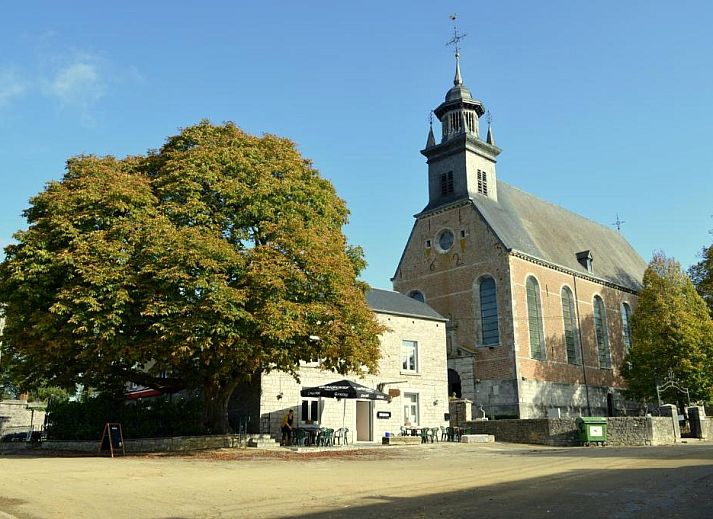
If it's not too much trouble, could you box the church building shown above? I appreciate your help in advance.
[392,48,647,418]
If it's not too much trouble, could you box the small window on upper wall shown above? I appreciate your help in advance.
[477,170,488,196]
[408,290,425,303]
[401,340,419,373]
[440,171,454,195]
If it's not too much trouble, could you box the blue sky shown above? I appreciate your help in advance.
[1,2,712,289]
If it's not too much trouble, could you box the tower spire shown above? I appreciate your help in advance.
[447,14,467,86]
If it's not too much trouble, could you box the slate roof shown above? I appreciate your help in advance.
[366,288,446,321]
[470,181,647,292]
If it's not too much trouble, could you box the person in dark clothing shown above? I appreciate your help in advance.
[281,409,295,445]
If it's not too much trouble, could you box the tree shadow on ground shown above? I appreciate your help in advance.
[289,464,713,519]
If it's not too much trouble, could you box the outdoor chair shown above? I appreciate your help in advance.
[318,428,334,446]
[420,428,431,443]
[400,426,409,436]
[334,427,349,445]
[440,426,448,441]
[431,427,440,442]
[293,428,307,446]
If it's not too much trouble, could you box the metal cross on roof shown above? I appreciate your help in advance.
[612,213,626,232]
[446,14,467,54]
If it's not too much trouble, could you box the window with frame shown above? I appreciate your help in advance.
[401,340,418,373]
[621,302,633,353]
[403,392,419,425]
[300,399,319,423]
[479,277,499,346]
[561,286,580,365]
[440,171,454,195]
[593,296,611,368]
[526,276,546,360]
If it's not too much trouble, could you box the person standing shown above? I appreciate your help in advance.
[281,409,295,445]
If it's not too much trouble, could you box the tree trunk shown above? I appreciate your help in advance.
[203,379,239,434]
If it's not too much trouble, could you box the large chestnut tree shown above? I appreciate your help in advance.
[0,122,384,433]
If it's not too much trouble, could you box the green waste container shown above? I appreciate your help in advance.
[576,417,607,445]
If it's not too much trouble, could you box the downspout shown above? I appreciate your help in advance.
[572,274,592,416]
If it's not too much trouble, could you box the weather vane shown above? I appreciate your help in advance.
[446,14,467,55]
[486,110,492,127]
[429,110,434,127]
[612,213,626,232]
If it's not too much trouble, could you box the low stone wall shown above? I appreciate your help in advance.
[469,416,679,446]
[1,434,243,454]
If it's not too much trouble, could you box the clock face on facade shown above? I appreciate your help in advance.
[437,229,455,252]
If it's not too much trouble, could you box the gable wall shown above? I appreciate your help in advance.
[393,203,517,411]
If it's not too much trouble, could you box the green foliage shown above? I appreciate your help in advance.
[46,394,205,440]
[689,239,713,317]
[623,252,713,404]
[0,121,385,432]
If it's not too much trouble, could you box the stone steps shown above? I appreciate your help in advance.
[461,434,495,443]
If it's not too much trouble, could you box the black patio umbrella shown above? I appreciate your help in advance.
[300,379,389,400]
[300,379,390,435]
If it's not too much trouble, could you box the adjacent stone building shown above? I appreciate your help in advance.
[392,51,646,419]
[230,288,450,441]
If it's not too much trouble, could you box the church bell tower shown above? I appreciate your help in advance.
[421,36,501,212]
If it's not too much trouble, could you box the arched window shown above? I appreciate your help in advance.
[561,286,580,365]
[408,290,425,303]
[593,296,611,368]
[479,277,499,346]
[526,276,545,360]
[621,302,633,352]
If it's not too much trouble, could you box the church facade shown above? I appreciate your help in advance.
[392,51,647,418]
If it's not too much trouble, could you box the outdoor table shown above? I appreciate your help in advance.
[299,424,320,446]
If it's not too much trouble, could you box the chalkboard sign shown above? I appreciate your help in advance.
[98,423,125,457]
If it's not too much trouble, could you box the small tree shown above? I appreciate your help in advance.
[0,121,385,432]
[623,253,713,404]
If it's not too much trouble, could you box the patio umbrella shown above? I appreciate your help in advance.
[300,379,389,400]
[300,379,389,435]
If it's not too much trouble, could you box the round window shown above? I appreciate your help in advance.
[437,229,455,252]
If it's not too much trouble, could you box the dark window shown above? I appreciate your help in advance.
[440,171,454,195]
[301,399,319,422]
[526,277,545,360]
[408,290,425,303]
[479,277,499,346]
[561,287,580,365]
[593,296,611,368]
